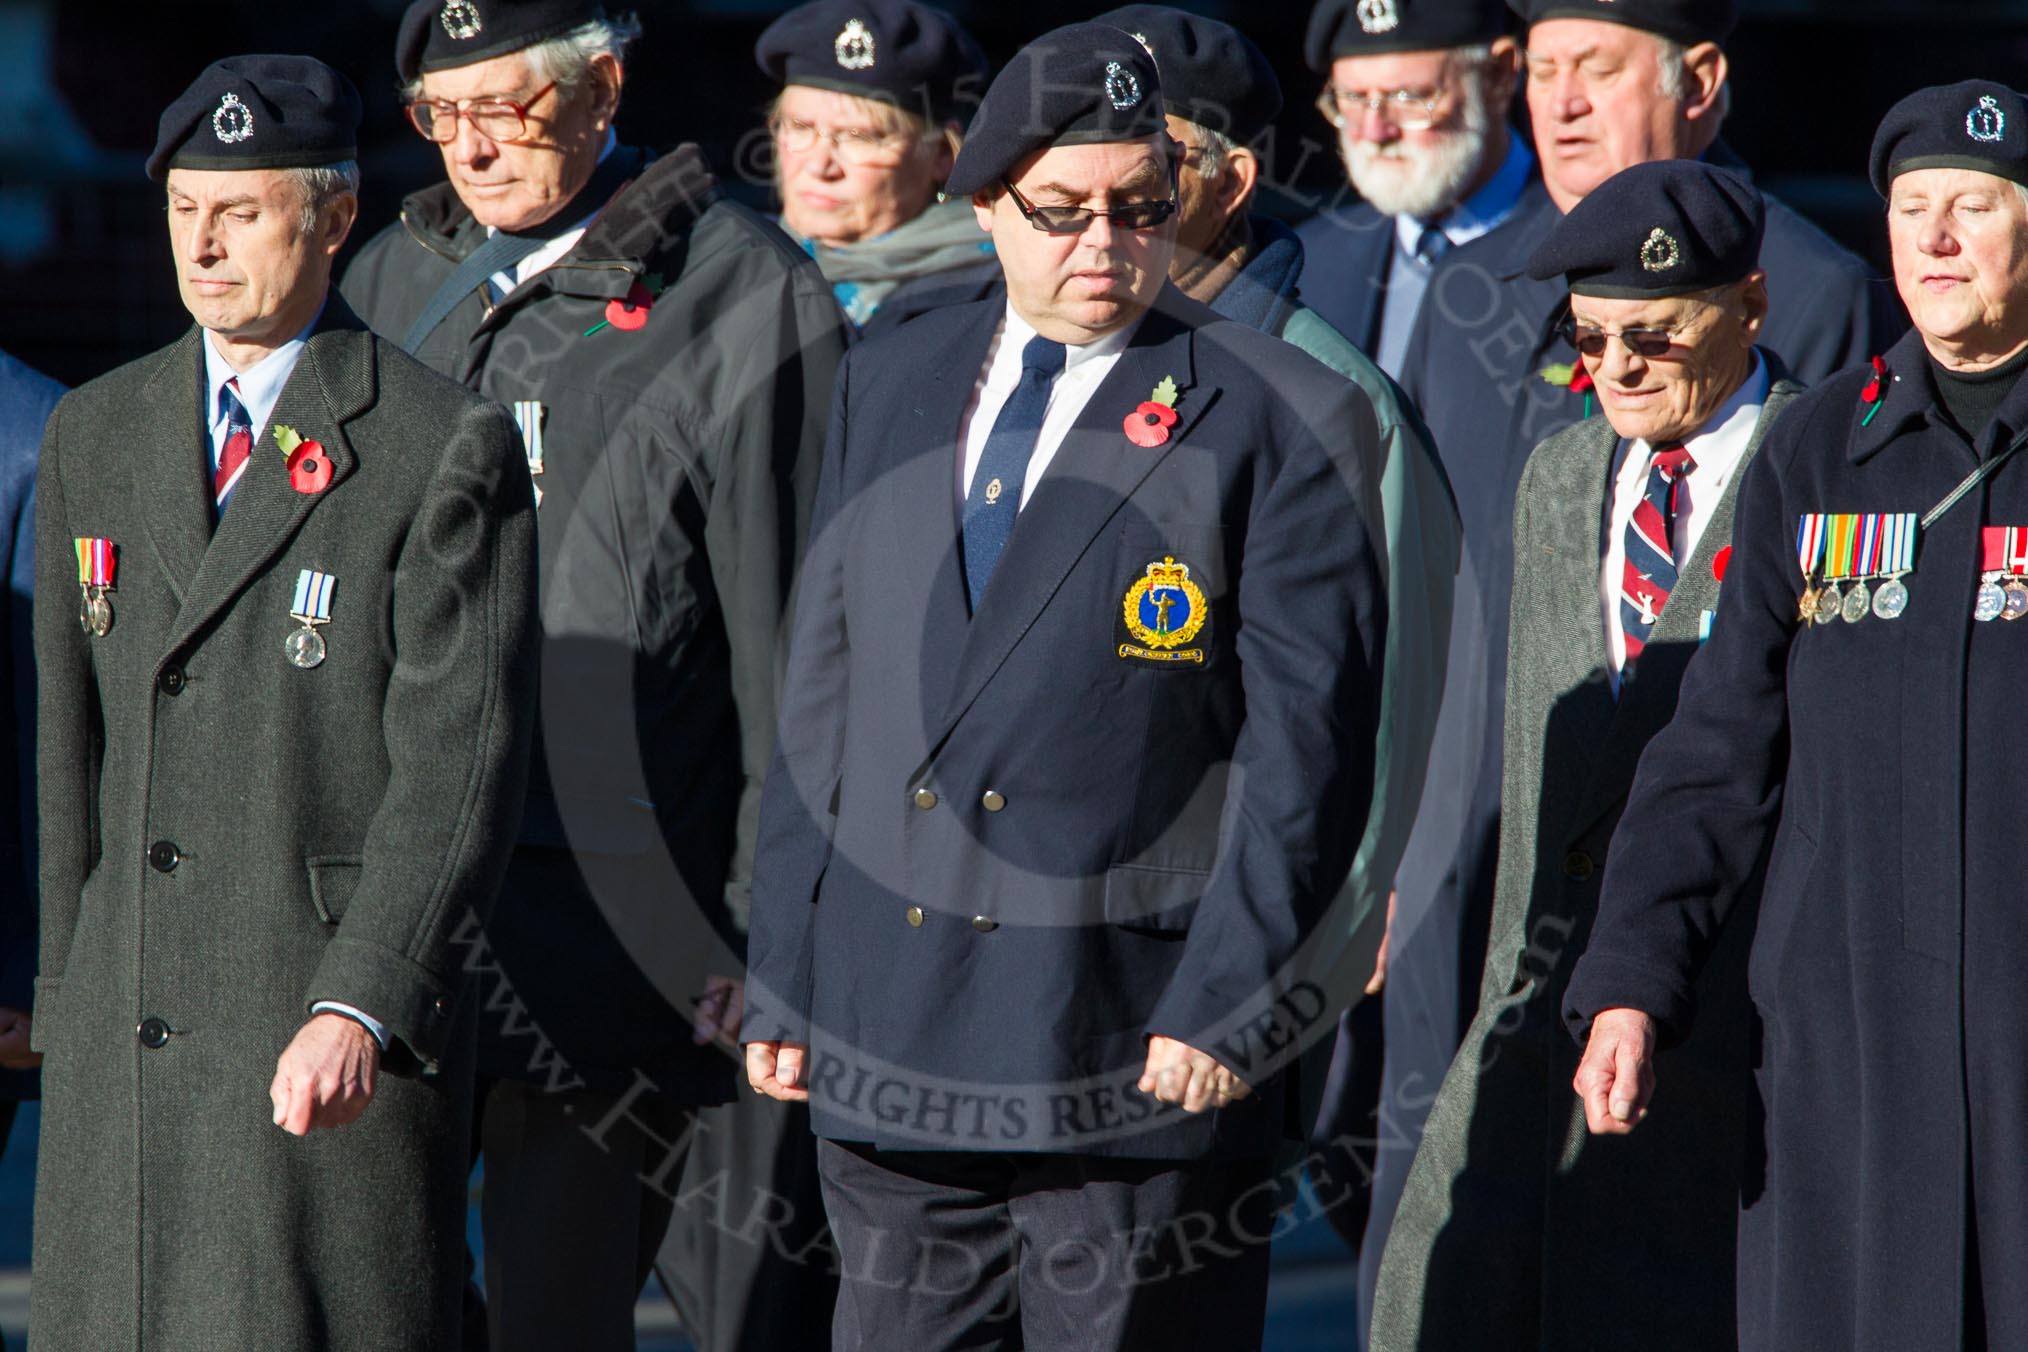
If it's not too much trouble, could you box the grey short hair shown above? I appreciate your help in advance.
[1183,122,1241,182]
[1653,35,1731,128]
[286,160,360,233]
[400,12,642,104]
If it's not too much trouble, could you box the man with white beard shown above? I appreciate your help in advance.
[1295,0,1527,376]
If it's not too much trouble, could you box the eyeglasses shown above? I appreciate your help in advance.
[768,115,915,167]
[406,80,558,144]
[999,179,1177,236]
[1316,84,1444,132]
[1561,321,1682,360]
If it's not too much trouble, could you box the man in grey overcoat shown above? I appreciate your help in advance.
[28,55,536,1350]
[1370,160,1800,1351]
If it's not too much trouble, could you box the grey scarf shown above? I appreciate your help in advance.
[789,197,995,327]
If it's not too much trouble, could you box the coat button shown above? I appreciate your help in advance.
[137,1017,170,1049]
[158,667,186,696]
[905,906,924,927]
[971,916,997,933]
[148,841,181,873]
[981,790,1006,812]
[433,996,450,1016]
[912,788,938,810]
[1563,851,1595,881]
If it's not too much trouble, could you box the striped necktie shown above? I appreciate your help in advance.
[1620,444,1696,664]
[962,334,1067,611]
[215,378,253,512]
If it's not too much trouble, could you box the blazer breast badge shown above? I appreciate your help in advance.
[1119,555,1208,665]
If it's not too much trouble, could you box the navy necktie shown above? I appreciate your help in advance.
[963,334,1066,610]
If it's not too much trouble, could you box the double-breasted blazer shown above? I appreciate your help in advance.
[28,299,537,1350]
[744,285,1389,1161]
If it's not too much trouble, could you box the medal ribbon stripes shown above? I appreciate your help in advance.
[511,400,545,506]
[1981,525,2028,576]
[74,537,115,591]
[291,569,334,624]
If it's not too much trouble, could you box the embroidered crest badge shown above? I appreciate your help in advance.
[834,18,876,70]
[441,0,483,40]
[212,92,254,145]
[1639,226,1682,274]
[1968,94,2006,144]
[1356,0,1400,35]
[1105,61,1143,113]
[1120,556,1208,665]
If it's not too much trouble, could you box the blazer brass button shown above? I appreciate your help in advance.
[913,788,938,810]
[906,906,925,927]
[971,916,997,933]
[981,790,1006,812]
[1563,851,1595,882]
[148,841,181,873]
[137,1017,170,1049]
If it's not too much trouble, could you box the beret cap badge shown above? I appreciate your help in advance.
[1105,60,1143,112]
[1639,226,1682,274]
[1357,0,1401,35]
[834,17,876,71]
[441,1,484,39]
[212,92,254,145]
[1968,95,2006,144]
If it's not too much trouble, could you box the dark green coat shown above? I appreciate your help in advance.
[29,304,537,1350]
[1370,367,1801,1352]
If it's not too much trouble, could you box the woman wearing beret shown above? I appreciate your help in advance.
[1567,80,2028,1351]
[756,0,995,337]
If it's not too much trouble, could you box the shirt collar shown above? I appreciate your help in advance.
[203,305,322,435]
[1396,128,1536,255]
[999,301,1142,376]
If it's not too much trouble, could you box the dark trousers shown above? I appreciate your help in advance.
[816,1139,1275,1352]
[474,1076,693,1352]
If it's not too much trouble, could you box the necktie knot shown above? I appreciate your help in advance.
[1652,444,1695,480]
[1020,335,1067,379]
[1415,224,1450,265]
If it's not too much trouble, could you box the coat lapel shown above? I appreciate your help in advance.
[1533,415,1626,791]
[1566,370,1804,841]
[926,294,1211,753]
[164,303,373,661]
[133,330,219,607]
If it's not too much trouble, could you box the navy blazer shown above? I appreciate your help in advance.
[745,286,1388,1160]
[1293,200,1396,358]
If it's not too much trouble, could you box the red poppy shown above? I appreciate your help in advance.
[1713,545,1732,582]
[1125,400,1178,448]
[1860,354,1887,404]
[1568,363,1595,395]
[605,280,655,332]
[286,440,332,494]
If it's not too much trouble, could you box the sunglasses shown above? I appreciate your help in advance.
[1000,179,1177,236]
[1561,321,1681,360]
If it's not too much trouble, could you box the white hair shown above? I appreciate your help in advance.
[1183,122,1241,182]
[285,160,360,233]
[1652,35,1731,128]
[401,12,642,103]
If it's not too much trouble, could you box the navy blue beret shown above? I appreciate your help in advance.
[1869,80,2028,198]
[1526,159,1764,298]
[1305,0,1508,69]
[1508,0,1737,47]
[1093,6,1281,145]
[945,23,1167,200]
[756,1,987,127]
[397,0,605,83]
[148,55,361,183]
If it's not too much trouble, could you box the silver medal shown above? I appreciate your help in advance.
[285,625,327,669]
[1841,582,1871,624]
[2005,580,2028,622]
[1976,579,2007,622]
[1872,577,1909,620]
[80,588,112,638]
[1815,585,1843,626]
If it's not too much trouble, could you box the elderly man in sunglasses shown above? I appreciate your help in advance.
[741,21,1389,1351]
[1367,158,1799,1352]
[339,2,848,1348]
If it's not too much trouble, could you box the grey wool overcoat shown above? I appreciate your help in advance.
[1370,362,1801,1352]
[27,299,538,1350]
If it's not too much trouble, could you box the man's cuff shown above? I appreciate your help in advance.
[310,1001,391,1050]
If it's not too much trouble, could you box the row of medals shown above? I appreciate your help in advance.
[1974,570,2028,623]
[1802,572,1909,625]
[78,583,328,666]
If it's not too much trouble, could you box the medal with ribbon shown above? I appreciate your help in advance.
[1796,513,1826,623]
[1975,526,2028,622]
[286,569,335,669]
[1799,513,1918,626]
[74,537,116,636]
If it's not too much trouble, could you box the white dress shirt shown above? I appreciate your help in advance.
[955,302,1140,514]
[1600,351,1769,691]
